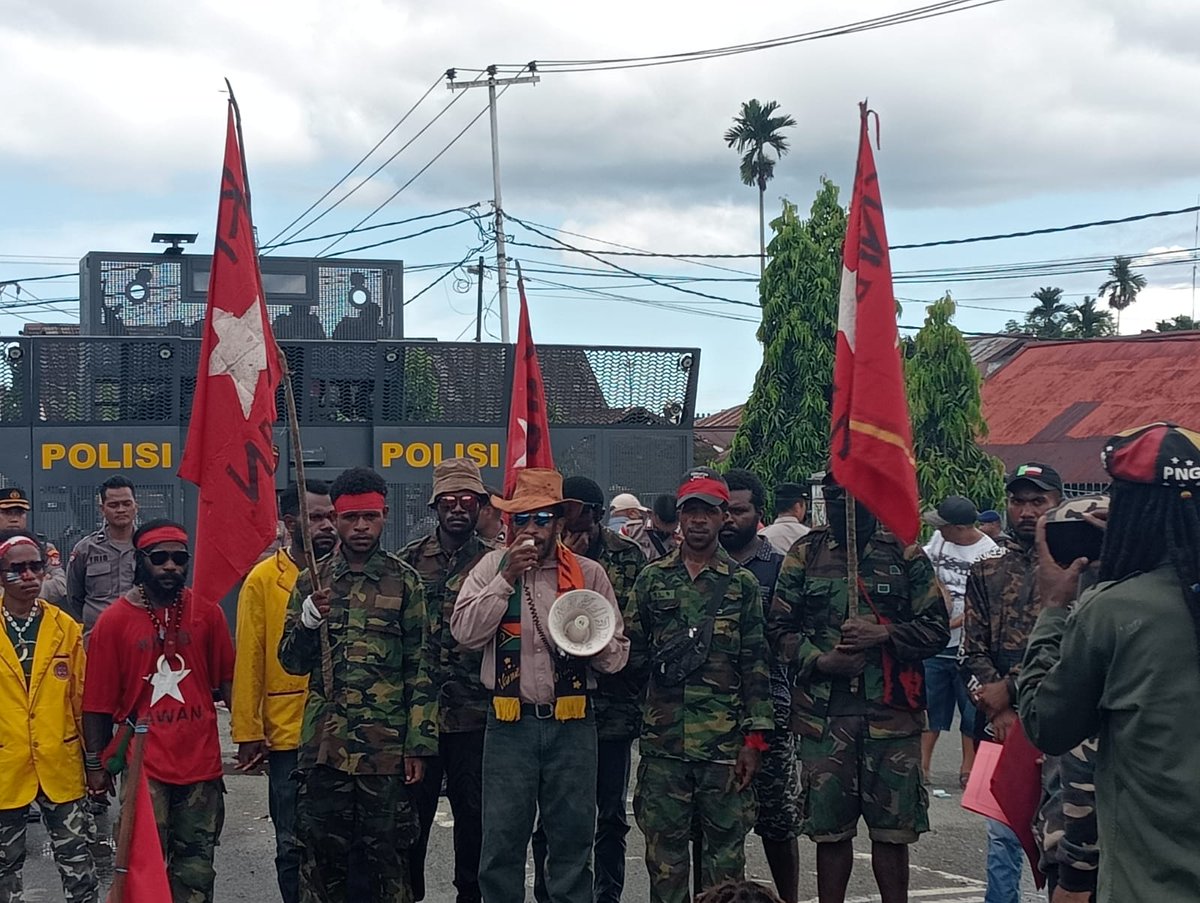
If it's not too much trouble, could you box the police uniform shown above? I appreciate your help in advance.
[65,529,136,635]
[768,526,948,844]
[278,546,438,903]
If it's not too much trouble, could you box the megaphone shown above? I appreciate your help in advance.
[548,589,616,658]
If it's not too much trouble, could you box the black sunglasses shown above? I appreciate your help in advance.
[4,560,45,578]
[435,493,482,512]
[143,550,191,567]
[512,511,556,528]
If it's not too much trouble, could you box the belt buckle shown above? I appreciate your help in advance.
[534,703,554,720]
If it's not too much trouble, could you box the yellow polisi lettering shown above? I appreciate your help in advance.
[377,440,502,471]
[38,442,173,471]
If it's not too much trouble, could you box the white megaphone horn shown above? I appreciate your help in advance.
[548,589,616,658]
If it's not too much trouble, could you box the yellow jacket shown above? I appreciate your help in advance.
[232,550,308,749]
[0,602,86,807]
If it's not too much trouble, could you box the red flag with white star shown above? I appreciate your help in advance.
[504,270,554,495]
[830,103,919,544]
[178,100,282,606]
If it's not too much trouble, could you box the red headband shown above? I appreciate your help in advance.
[333,492,386,514]
[0,536,38,560]
[136,526,190,550]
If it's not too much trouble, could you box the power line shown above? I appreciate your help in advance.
[474,0,1005,74]
[259,206,481,252]
[323,214,484,257]
[0,272,79,288]
[406,241,495,306]
[263,73,446,249]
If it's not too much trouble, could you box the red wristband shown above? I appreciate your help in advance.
[743,731,769,752]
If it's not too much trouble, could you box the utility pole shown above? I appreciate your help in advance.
[468,256,485,342]
[447,65,539,343]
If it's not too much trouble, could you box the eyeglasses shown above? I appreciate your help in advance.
[436,493,481,513]
[512,511,556,528]
[4,560,45,578]
[143,550,191,567]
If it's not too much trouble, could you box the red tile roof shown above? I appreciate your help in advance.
[980,332,1200,484]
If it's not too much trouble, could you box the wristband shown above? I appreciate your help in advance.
[743,731,769,752]
[84,752,103,771]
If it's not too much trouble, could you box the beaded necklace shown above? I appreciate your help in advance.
[2,600,41,663]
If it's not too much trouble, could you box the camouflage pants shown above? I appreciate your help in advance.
[753,729,803,842]
[799,715,928,844]
[295,765,419,903]
[633,756,756,903]
[0,794,98,903]
[142,778,225,903]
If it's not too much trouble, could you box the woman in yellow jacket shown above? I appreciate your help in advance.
[0,531,97,903]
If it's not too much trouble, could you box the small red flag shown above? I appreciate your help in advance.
[109,769,171,901]
[830,103,919,545]
[504,271,554,495]
[178,102,282,605]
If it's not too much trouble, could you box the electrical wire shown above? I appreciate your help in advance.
[262,73,446,249]
[0,272,79,288]
[260,206,481,252]
[325,215,484,257]
[406,241,495,306]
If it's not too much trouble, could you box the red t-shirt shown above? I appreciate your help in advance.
[83,590,235,785]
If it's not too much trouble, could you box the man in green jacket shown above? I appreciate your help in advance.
[1019,422,1200,903]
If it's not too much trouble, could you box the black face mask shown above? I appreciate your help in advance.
[825,496,877,550]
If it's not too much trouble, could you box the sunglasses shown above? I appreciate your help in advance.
[436,493,482,513]
[512,511,556,528]
[4,560,45,578]
[143,550,191,567]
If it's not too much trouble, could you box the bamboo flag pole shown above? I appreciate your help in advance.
[278,348,335,698]
[845,490,859,619]
[107,720,148,903]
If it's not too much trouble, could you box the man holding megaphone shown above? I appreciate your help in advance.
[451,468,630,903]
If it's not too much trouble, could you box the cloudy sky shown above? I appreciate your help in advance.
[4,0,1200,412]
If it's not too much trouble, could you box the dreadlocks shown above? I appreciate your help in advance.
[1099,480,1200,660]
[694,880,785,903]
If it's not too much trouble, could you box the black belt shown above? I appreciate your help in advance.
[521,702,556,720]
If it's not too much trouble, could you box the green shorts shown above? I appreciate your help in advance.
[799,714,928,844]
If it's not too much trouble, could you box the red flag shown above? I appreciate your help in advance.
[830,103,919,545]
[110,769,171,901]
[504,272,553,494]
[178,103,282,605]
[991,721,1047,888]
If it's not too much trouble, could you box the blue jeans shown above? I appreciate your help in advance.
[985,818,1024,903]
[924,652,977,736]
[268,750,301,903]
[480,709,598,903]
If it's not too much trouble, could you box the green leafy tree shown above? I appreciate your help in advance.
[905,294,1005,512]
[1098,255,1147,331]
[1023,286,1069,338]
[727,179,846,487]
[1156,313,1199,332]
[724,99,797,279]
[1063,295,1115,338]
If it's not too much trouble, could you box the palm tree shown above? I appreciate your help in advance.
[724,99,796,279]
[1098,256,1147,331]
[1063,295,1115,338]
[1025,286,1069,338]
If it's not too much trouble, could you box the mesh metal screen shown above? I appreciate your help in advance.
[606,433,689,503]
[35,340,177,423]
[0,341,27,423]
[37,483,178,562]
[96,259,191,335]
[378,343,509,424]
[383,483,439,550]
[539,347,694,426]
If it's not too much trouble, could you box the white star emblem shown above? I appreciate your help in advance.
[514,417,529,468]
[1172,457,1181,464]
[146,654,191,707]
[209,296,268,419]
[1188,460,1196,467]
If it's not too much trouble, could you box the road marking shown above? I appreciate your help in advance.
[801,890,984,903]
[434,799,455,828]
[853,851,984,887]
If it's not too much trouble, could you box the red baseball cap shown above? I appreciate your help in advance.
[677,468,730,508]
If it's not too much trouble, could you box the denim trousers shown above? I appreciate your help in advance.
[410,730,485,902]
[479,709,598,903]
[532,736,632,903]
[269,749,302,903]
[985,817,1025,903]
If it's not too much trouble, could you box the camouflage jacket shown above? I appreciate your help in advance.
[1036,737,1099,894]
[588,528,648,741]
[768,527,948,740]
[399,530,489,734]
[278,546,438,775]
[627,547,773,763]
[959,535,1041,705]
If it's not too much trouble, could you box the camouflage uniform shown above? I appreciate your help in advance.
[399,530,488,903]
[958,535,1041,732]
[1036,738,1099,899]
[768,527,948,844]
[627,547,773,903]
[279,547,438,903]
[144,779,225,903]
[0,793,97,903]
[591,528,649,743]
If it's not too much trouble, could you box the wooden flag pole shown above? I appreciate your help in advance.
[845,490,859,619]
[108,720,149,903]
[278,349,335,698]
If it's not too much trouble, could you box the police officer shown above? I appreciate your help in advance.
[768,471,949,903]
[65,475,138,636]
[400,459,491,903]
[0,488,66,606]
[628,469,773,903]
[279,467,438,902]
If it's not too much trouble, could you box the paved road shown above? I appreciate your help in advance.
[20,710,1047,901]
